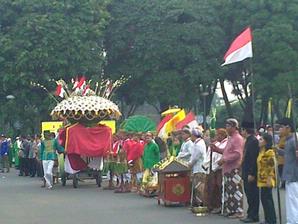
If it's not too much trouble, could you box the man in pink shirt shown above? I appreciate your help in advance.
[210,118,244,219]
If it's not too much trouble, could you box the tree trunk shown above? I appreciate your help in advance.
[259,97,268,126]
[127,104,137,117]
[219,79,233,117]
[242,96,254,123]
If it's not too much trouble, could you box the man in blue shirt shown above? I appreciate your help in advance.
[278,118,298,224]
[0,134,10,173]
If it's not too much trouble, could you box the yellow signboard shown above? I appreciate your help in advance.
[42,120,116,135]
[99,120,116,134]
[41,121,63,134]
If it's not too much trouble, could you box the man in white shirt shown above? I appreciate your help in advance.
[177,129,193,163]
[188,128,207,207]
[206,128,228,213]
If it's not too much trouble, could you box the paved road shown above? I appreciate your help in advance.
[0,170,286,224]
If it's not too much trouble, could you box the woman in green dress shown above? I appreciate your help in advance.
[13,138,21,169]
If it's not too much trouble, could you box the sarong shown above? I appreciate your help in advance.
[224,168,243,214]
[192,172,208,207]
[114,149,128,175]
[207,169,222,210]
[130,158,143,174]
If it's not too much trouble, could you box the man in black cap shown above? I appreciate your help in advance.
[240,121,259,223]
[278,117,298,224]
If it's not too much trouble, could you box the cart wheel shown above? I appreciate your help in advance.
[73,174,78,188]
[96,171,102,187]
[61,174,66,187]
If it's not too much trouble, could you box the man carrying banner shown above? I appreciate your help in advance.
[277,118,298,223]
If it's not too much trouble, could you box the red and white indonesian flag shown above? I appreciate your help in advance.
[175,112,198,130]
[82,84,90,96]
[77,76,86,89]
[56,84,66,98]
[222,27,253,66]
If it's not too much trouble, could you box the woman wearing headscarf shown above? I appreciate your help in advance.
[257,133,277,224]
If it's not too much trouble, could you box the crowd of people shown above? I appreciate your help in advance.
[1,116,298,224]
[0,132,63,189]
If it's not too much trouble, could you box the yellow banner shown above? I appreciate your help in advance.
[165,109,186,135]
[286,99,292,118]
[99,120,116,134]
[268,98,272,121]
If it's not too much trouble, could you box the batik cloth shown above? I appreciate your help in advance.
[192,172,208,207]
[223,168,243,214]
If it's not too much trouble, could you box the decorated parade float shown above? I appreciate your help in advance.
[34,76,126,188]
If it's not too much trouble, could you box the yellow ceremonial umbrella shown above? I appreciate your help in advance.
[161,108,181,116]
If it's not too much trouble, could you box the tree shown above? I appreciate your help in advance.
[0,0,110,135]
[212,0,298,123]
[105,0,224,115]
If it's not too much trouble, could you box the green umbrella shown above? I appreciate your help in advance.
[121,115,156,133]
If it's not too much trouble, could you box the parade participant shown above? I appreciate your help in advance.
[7,138,13,168]
[18,136,26,176]
[40,132,64,189]
[114,131,130,193]
[177,129,193,162]
[189,128,207,207]
[240,121,260,223]
[167,136,181,157]
[155,136,167,160]
[51,132,60,185]
[203,129,211,147]
[104,134,121,190]
[141,132,160,195]
[33,134,43,177]
[266,125,279,144]
[210,118,244,219]
[256,127,265,140]
[277,132,286,189]
[126,133,145,192]
[28,136,37,177]
[257,133,277,224]
[21,136,31,176]
[13,137,21,169]
[277,118,298,223]
[206,128,228,214]
[142,132,160,170]
[0,134,10,173]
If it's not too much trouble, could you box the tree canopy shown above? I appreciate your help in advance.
[1,0,298,135]
[0,0,110,134]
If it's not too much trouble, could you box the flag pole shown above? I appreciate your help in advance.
[269,98,282,224]
[288,83,298,147]
[249,59,257,131]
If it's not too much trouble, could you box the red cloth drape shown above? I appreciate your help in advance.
[123,139,144,162]
[68,154,88,170]
[64,123,112,157]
